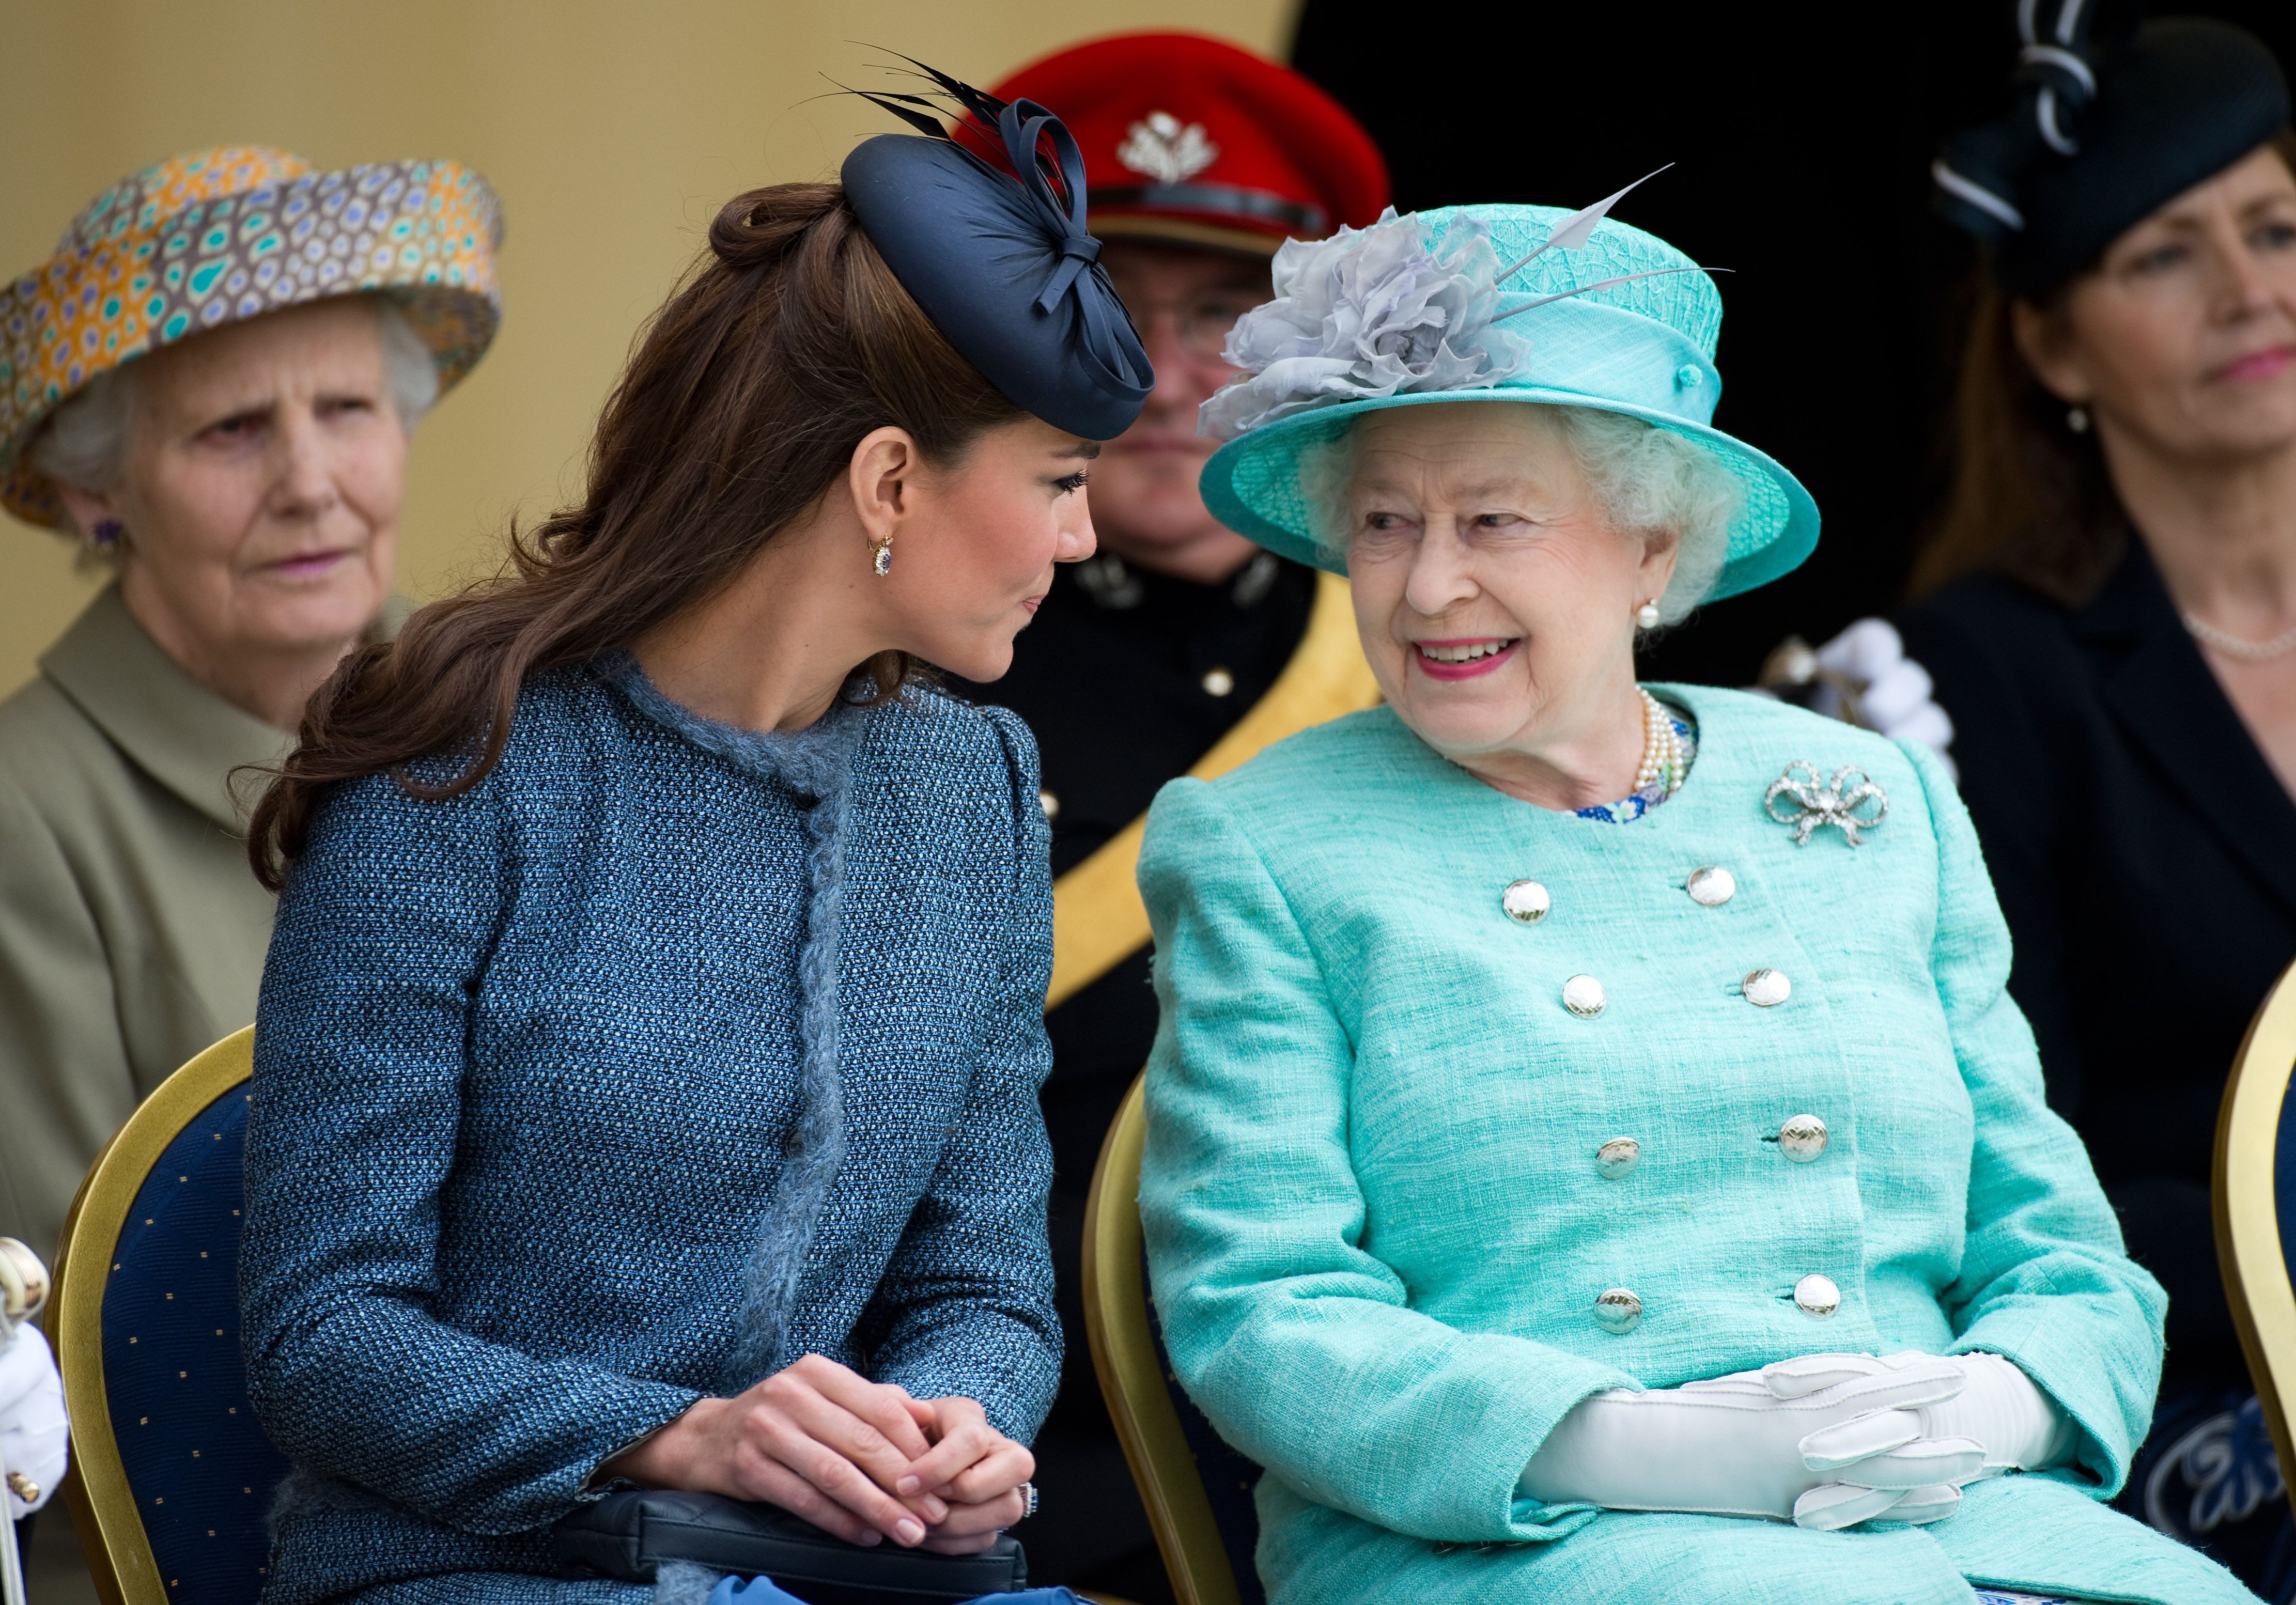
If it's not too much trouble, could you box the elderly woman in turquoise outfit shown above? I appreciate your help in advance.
[1136,193,2260,1605]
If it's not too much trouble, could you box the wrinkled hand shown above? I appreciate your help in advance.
[1814,619,1956,772]
[601,1354,948,1548]
[892,1395,1034,1555]
[0,1322,68,1518]
[1519,1352,1984,1530]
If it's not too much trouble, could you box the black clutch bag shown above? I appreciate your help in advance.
[553,1489,1030,1605]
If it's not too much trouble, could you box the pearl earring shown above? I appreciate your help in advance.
[871,538,893,578]
[2067,406,2090,434]
[1636,599,1662,630]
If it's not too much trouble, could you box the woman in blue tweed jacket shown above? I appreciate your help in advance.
[238,94,1153,1605]
[1138,198,2259,1603]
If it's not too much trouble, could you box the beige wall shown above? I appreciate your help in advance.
[0,0,1296,699]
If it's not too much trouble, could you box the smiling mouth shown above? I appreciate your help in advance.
[1413,638,1520,679]
[2211,345,2296,384]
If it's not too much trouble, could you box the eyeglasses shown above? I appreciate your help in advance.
[1112,292,1266,365]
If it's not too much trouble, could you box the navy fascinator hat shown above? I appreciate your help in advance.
[841,60,1153,440]
[1935,3,2290,298]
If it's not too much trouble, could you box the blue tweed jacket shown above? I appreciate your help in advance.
[240,664,1061,1605]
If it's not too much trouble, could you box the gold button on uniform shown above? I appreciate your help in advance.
[1594,1287,1643,1333]
[1201,666,1236,697]
[1595,1137,1642,1179]
[1686,865,1736,906]
[1794,1274,1841,1317]
[1743,968,1791,1007]
[1779,1114,1828,1162]
[1500,879,1550,923]
[1562,975,1607,1018]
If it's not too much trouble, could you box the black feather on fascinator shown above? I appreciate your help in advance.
[837,55,1152,440]
[1934,0,2289,296]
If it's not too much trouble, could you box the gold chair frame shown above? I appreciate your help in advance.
[2213,957,2296,1526]
[44,1025,256,1605]
[1081,1073,1245,1605]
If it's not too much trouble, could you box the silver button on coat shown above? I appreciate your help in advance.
[1562,975,1607,1017]
[1501,880,1551,924]
[1743,968,1791,1007]
[1594,1287,1643,1333]
[1686,865,1736,907]
[1596,1137,1641,1179]
[1794,1273,1842,1317]
[1779,1114,1828,1162]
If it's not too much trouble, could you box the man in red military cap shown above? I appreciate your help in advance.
[945,33,1390,1601]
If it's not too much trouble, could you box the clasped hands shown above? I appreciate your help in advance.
[1520,1351,2072,1531]
[602,1353,1032,1553]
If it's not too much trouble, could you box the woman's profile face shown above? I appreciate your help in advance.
[1341,401,1672,766]
[62,297,405,669]
[2025,143,2296,461]
[884,415,1099,682]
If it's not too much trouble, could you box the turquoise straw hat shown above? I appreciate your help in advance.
[1197,200,1819,602]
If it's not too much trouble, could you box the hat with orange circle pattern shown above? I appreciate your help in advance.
[982,33,1389,257]
[1,145,503,529]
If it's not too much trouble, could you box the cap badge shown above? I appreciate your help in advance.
[1118,111,1218,184]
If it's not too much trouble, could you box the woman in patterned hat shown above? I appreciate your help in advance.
[1898,8,2296,1592]
[0,146,502,1268]
[235,74,1149,1603]
[1138,190,2259,1603]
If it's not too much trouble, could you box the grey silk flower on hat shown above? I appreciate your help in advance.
[1198,208,1531,441]
[1200,169,1709,443]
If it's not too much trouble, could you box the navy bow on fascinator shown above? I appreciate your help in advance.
[840,59,1153,440]
[1934,1,2290,297]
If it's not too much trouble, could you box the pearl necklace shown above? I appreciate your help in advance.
[1634,688,1684,796]
[2182,611,2296,663]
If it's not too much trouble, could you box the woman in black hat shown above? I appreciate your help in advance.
[1900,6,2296,1592]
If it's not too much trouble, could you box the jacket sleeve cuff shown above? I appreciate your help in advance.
[1951,1305,2150,1496]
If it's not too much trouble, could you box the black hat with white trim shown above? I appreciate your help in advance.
[1934,4,2289,298]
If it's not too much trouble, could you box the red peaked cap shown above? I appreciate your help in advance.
[981,32,1388,256]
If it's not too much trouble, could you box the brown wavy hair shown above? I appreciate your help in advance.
[1911,128,2296,604]
[249,182,1026,890]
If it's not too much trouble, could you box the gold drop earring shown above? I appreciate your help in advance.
[871,537,893,578]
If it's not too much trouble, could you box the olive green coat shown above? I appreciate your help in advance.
[0,587,287,1261]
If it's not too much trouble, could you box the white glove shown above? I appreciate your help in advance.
[1888,1351,2074,1477]
[0,1323,68,1517]
[1813,619,1957,774]
[1519,1352,1985,1531]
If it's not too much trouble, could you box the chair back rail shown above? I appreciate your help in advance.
[1082,1073,1261,1605]
[45,1025,286,1605]
[2213,955,2296,1527]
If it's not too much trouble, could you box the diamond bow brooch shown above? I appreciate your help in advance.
[1764,761,1888,847]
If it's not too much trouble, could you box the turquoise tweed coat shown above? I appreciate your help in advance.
[1137,685,2256,1605]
